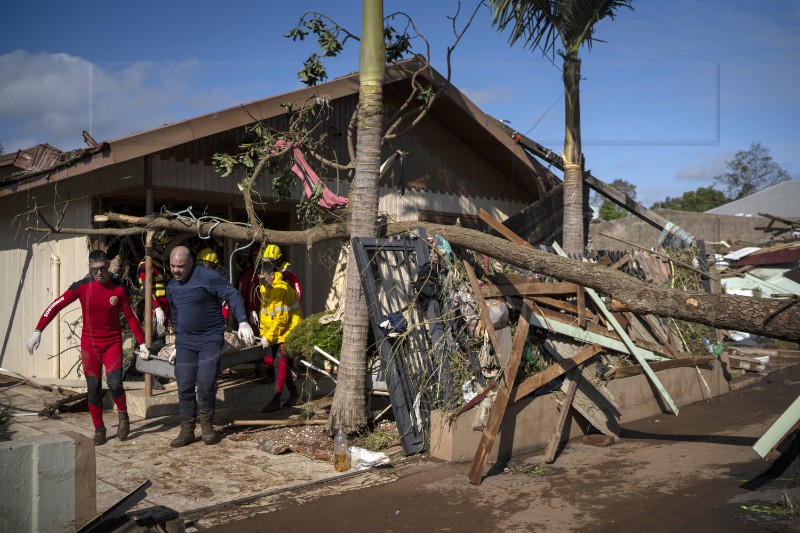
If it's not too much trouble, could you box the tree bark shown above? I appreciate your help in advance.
[561,52,585,255]
[329,0,386,436]
[86,213,800,342]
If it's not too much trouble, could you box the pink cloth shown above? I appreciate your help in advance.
[274,140,348,209]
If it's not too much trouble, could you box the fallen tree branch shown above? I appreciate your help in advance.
[35,213,800,341]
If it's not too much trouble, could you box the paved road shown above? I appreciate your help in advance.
[200,363,800,533]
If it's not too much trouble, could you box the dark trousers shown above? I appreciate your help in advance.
[174,341,223,421]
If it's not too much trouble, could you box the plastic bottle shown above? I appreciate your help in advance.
[333,428,351,472]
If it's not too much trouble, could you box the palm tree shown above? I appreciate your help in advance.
[489,0,633,255]
[328,0,385,434]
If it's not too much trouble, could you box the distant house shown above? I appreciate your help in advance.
[706,180,800,219]
[0,57,555,379]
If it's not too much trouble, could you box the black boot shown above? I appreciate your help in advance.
[117,411,130,441]
[261,394,282,413]
[93,427,107,446]
[199,411,218,445]
[287,385,300,407]
[170,418,196,448]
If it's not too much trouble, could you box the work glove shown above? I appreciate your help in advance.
[162,345,177,365]
[26,330,41,354]
[238,321,254,345]
[260,336,270,349]
[154,307,165,327]
[250,310,260,327]
[138,343,151,360]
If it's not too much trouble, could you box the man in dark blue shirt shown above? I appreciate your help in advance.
[166,245,254,447]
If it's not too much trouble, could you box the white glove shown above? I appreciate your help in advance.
[168,350,177,365]
[250,310,259,327]
[154,307,165,326]
[26,330,41,354]
[260,336,270,349]
[238,321,254,345]
[138,343,151,360]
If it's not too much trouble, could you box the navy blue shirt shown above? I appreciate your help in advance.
[166,264,247,346]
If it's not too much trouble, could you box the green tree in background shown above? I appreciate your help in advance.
[489,0,634,254]
[714,142,790,200]
[596,178,635,220]
[651,186,728,212]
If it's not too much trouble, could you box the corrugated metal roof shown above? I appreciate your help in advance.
[706,180,800,219]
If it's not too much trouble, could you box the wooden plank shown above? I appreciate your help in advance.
[480,282,578,298]
[468,313,530,485]
[479,208,531,247]
[463,259,503,367]
[610,253,632,271]
[449,382,497,421]
[512,344,602,403]
[544,366,582,464]
[604,356,715,379]
[533,305,673,358]
[753,396,800,458]
[576,286,586,329]
[553,243,679,415]
[526,306,667,362]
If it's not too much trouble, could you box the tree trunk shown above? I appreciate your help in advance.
[562,52,585,255]
[388,222,800,343]
[89,213,800,342]
[329,0,386,435]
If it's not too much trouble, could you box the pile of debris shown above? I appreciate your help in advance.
[355,210,720,483]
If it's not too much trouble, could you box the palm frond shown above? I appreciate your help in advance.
[489,0,634,57]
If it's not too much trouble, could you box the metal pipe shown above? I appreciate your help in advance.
[313,345,340,366]
[298,359,336,383]
[51,254,61,378]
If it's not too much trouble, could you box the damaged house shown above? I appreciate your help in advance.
[0,57,557,381]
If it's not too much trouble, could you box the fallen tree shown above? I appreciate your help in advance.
[73,212,800,342]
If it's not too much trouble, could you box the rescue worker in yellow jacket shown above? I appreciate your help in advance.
[259,259,303,412]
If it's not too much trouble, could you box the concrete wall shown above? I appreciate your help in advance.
[590,210,772,252]
[430,361,726,462]
[0,431,96,532]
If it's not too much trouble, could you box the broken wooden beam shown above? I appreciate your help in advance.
[544,366,583,464]
[479,281,578,298]
[602,356,716,380]
[468,311,530,485]
[464,259,503,367]
[511,344,602,403]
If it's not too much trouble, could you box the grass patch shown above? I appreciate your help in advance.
[741,490,800,517]
[352,428,399,452]
[504,462,555,477]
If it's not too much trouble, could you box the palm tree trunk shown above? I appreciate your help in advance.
[329,0,385,435]
[562,52,585,255]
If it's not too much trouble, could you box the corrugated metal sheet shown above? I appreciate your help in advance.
[707,180,800,218]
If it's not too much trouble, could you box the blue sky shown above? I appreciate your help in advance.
[1,0,798,206]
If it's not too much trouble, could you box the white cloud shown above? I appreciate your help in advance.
[0,51,240,152]
[673,152,730,183]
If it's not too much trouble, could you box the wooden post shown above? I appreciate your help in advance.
[144,230,154,398]
[463,259,503,367]
[544,366,582,463]
[512,343,601,403]
[468,309,530,485]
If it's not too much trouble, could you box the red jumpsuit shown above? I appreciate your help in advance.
[36,277,146,428]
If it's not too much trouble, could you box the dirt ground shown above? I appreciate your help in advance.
[196,363,800,533]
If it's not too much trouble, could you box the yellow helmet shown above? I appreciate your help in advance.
[153,231,171,246]
[262,244,282,262]
[197,247,220,266]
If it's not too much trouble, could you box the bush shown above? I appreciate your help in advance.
[284,311,342,366]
